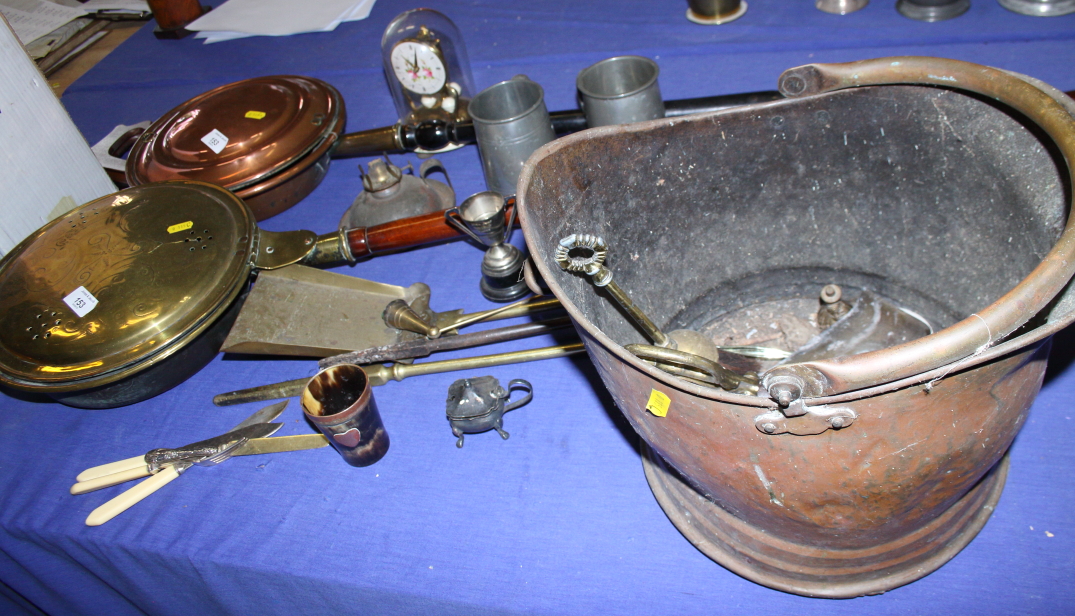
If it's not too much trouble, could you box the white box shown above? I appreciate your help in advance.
[0,13,115,257]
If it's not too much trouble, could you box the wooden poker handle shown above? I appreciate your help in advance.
[344,197,517,259]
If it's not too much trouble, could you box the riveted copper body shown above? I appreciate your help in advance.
[518,57,1075,596]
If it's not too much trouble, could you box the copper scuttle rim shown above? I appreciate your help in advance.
[518,56,1075,406]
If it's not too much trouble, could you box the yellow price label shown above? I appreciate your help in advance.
[167,221,193,234]
[245,110,266,120]
[645,389,671,417]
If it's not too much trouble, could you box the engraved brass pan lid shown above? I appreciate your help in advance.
[0,181,257,393]
[126,76,343,197]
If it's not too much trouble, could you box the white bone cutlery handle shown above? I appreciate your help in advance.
[76,455,147,482]
[85,465,181,526]
[70,466,152,494]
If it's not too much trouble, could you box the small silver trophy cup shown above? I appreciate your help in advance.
[446,191,529,301]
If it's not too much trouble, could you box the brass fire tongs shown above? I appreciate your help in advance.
[219,263,567,358]
[215,233,781,404]
[214,341,584,406]
[554,234,763,393]
[215,293,583,406]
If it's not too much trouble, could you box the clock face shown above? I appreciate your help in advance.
[390,41,448,95]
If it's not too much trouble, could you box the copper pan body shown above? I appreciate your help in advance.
[518,57,1075,596]
[228,133,336,220]
[126,76,346,221]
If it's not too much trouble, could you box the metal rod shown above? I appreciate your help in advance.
[321,316,573,368]
[626,343,759,393]
[436,296,563,332]
[366,342,584,384]
[214,378,311,407]
[214,342,586,406]
[596,271,672,348]
[332,91,786,158]
[553,234,671,348]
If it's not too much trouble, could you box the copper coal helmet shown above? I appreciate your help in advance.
[518,57,1075,597]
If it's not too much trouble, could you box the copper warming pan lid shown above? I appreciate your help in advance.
[126,76,345,220]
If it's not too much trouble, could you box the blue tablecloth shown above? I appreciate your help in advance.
[3,1,1075,614]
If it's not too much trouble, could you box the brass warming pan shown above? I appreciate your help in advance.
[518,57,1075,596]
[0,181,333,408]
[0,179,477,408]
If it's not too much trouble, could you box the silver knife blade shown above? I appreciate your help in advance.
[230,434,330,456]
[196,422,284,467]
[230,400,289,431]
[73,406,292,486]
[145,423,282,472]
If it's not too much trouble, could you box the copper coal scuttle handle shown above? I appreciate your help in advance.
[763,57,1075,402]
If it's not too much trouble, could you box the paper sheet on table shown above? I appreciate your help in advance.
[23,15,87,58]
[193,0,374,43]
[0,0,86,44]
[80,0,148,10]
[188,0,374,43]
